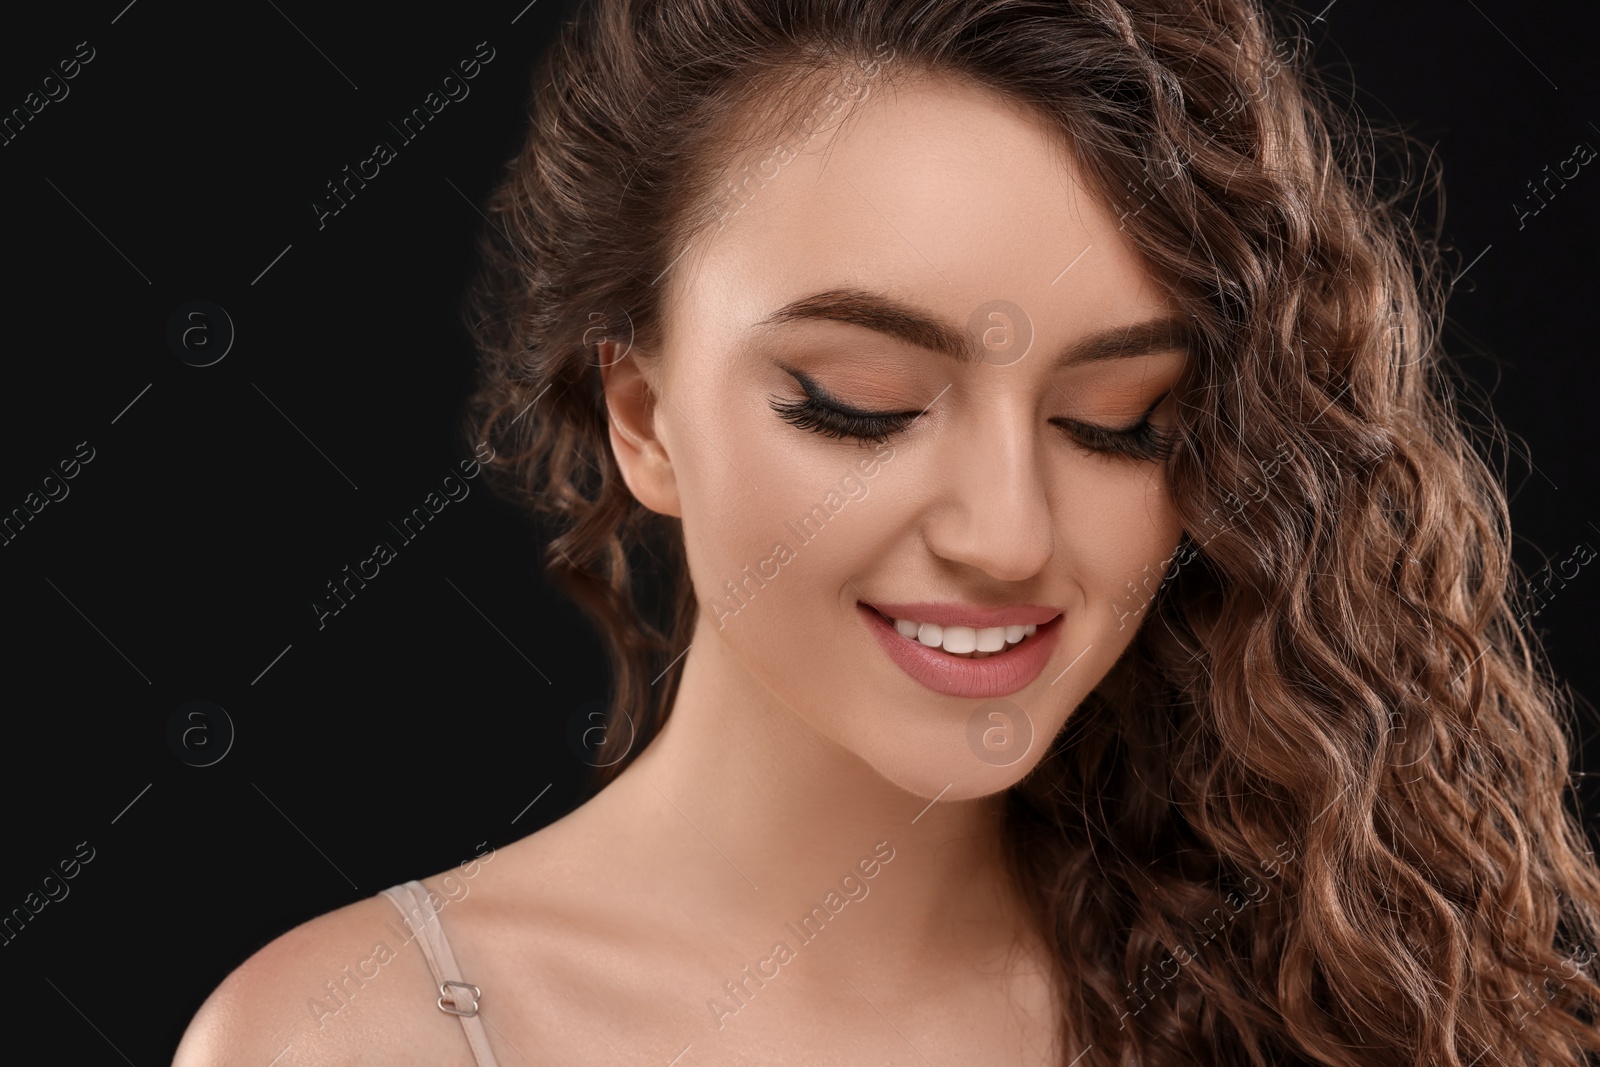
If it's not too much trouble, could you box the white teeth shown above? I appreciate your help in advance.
[942,626,978,653]
[891,616,1034,658]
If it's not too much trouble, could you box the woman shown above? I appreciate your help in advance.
[173,0,1600,1063]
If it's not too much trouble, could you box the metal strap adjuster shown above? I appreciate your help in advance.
[438,979,481,1017]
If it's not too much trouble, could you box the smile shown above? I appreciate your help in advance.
[856,602,1064,699]
[889,617,1037,658]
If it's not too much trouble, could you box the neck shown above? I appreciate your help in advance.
[591,611,1036,976]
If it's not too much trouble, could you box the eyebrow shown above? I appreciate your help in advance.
[751,286,1196,367]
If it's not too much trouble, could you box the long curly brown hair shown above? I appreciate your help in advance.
[457,0,1600,1062]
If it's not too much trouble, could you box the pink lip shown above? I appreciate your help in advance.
[857,601,1064,699]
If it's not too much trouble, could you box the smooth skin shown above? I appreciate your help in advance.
[174,68,1189,1067]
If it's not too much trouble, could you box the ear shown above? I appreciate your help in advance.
[598,341,681,518]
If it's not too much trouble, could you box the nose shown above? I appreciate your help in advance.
[919,402,1054,582]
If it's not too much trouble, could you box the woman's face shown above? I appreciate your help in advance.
[604,70,1190,801]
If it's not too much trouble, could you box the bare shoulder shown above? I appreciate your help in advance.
[171,884,480,1067]
[173,788,692,1066]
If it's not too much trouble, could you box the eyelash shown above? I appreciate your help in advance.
[767,379,1178,462]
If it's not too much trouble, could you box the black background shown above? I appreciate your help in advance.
[0,1,1595,1062]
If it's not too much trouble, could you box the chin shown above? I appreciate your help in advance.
[865,740,1043,806]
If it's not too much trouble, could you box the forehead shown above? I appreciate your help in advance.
[663,69,1175,346]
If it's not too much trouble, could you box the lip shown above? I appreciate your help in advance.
[857,601,1064,699]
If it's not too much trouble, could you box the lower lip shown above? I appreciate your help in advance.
[857,602,1064,699]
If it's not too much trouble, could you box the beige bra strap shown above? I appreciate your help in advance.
[380,880,501,1067]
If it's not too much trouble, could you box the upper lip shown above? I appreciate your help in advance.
[861,600,1062,629]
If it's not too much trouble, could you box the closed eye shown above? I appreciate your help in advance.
[767,371,1177,462]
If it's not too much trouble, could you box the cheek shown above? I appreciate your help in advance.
[667,389,779,595]
[1063,465,1184,618]
[672,390,878,636]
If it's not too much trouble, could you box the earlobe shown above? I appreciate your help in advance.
[598,342,682,518]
